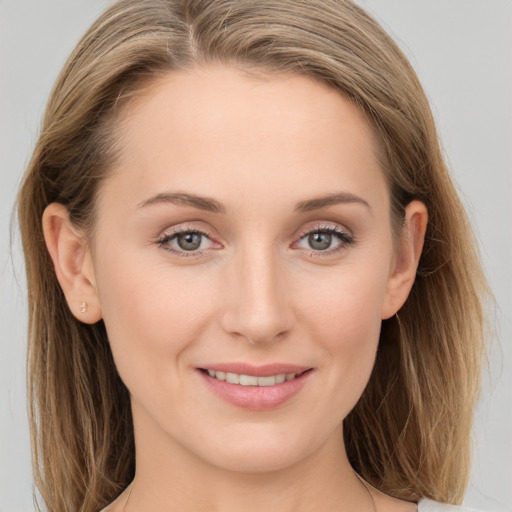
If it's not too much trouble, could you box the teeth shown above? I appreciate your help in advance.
[226,372,239,384]
[257,376,277,386]
[239,374,258,386]
[206,370,297,386]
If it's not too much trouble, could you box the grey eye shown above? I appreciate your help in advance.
[176,232,203,251]
[307,232,332,250]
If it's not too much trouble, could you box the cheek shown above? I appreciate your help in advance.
[93,249,215,386]
[302,258,389,344]
[298,260,390,408]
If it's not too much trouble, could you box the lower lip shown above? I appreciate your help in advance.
[198,370,312,410]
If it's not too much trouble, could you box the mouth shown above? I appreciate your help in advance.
[199,368,311,387]
[197,365,313,410]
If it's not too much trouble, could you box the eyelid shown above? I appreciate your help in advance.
[294,220,355,242]
[295,221,352,239]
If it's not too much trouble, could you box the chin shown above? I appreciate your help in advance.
[188,422,334,475]
[206,445,309,474]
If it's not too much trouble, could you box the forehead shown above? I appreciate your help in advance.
[119,65,375,149]
[100,65,387,216]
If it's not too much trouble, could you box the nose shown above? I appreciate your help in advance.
[220,245,294,345]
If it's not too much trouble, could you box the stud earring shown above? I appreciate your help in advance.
[79,301,88,314]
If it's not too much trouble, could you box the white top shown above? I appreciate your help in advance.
[418,499,482,511]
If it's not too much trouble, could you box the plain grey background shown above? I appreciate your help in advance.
[1,1,511,511]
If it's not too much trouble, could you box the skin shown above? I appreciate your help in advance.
[43,66,426,512]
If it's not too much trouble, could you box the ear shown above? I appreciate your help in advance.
[381,200,428,320]
[42,203,102,324]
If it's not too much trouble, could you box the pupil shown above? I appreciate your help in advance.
[177,232,202,251]
[308,232,331,250]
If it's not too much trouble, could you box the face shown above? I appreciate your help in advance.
[87,66,411,473]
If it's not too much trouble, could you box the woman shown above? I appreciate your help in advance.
[17,1,488,511]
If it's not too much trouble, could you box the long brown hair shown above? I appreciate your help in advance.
[17,1,487,511]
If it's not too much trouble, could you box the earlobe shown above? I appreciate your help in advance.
[42,203,102,324]
[381,200,428,320]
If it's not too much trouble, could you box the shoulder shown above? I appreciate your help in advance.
[418,498,487,512]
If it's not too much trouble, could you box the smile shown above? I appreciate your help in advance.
[198,365,313,410]
[203,369,301,386]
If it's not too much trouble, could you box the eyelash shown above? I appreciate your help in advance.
[155,224,355,257]
[156,226,216,257]
[293,224,355,256]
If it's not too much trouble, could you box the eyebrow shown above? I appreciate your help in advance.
[294,192,372,213]
[137,192,226,213]
[137,190,371,215]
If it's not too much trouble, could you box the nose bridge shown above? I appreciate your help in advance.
[221,240,292,344]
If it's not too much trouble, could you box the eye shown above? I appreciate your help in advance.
[174,231,204,251]
[306,232,334,251]
[294,225,354,254]
[157,229,216,254]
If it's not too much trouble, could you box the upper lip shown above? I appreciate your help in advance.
[198,363,311,377]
